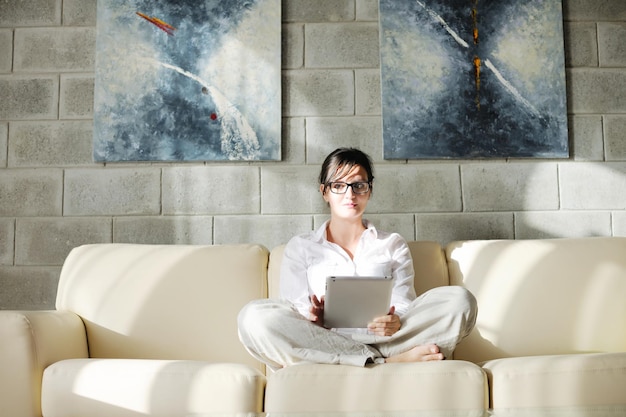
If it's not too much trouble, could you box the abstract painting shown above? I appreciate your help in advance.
[94,0,280,162]
[379,0,569,159]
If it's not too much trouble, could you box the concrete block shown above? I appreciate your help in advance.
[560,162,626,209]
[570,115,604,161]
[415,213,513,245]
[0,29,12,73]
[113,216,213,245]
[283,70,354,117]
[462,163,559,211]
[0,0,60,27]
[0,218,15,266]
[0,169,63,216]
[369,165,462,213]
[282,24,303,69]
[282,117,306,164]
[283,0,354,22]
[515,211,612,239]
[15,217,111,265]
[598,23,626,67]
[64,168,161,215]
[306,23,379,68]
[305,117,382,164]
[313,213,331,227]
[0,267,60,310]
[60,74,94,119]
[612,211,626,237]
[162,166,260,215]
[62,0,97,26]
[261,166,326,214]
[355,69,381,115]
[568,69,626,113]
[563,0,626,22]
[605,116,626,161]
[8,121,93,167]
[564,22,598,68]
[14,27,95,72]
[359,213,415,242]
[0,123,7,167]
[0,75,59,120]
[356,0,378,21]
[214,215,313,249]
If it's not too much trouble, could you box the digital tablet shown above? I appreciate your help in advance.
[323,276,393,328]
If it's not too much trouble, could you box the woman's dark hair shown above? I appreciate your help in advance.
[319,148,374,193]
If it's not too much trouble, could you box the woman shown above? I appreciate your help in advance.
[238,148,477,371]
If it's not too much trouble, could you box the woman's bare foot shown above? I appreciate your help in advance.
[384,344,445,363]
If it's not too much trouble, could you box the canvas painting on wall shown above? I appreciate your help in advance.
[379,0,569,159]
[93,0,281,162]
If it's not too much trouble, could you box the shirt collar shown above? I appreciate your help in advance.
[314,219,379,242]
[362,219,379,239]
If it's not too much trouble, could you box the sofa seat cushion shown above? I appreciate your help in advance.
[264,361,487,412]
[41,358,266,416]
[483,352,626,409]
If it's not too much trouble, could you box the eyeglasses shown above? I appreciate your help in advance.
[327,181,371,195]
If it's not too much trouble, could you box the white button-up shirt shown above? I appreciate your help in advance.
[280,220,417,319]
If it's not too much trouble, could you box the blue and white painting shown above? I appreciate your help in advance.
[94,0,280,162]
[379,0,569,159]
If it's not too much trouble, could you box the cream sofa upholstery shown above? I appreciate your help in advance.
[447,238,626,409]
[1,244,268,417]
[1,238,625,416]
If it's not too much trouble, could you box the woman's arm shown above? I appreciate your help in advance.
[389,235,417,317]
[279,236,313,318]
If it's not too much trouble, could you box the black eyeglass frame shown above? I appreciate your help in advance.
[326,181,372,195]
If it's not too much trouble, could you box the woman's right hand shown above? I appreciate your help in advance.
[309,294,324,326]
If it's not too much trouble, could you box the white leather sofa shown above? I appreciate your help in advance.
[1,238,625,416]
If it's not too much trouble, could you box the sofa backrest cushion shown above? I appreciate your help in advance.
[56,244,268,372]
[267,241,449,299]
[446,238,626,363]
[408,241,450,295]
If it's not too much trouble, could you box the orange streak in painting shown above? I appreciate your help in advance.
[474,56,481,110]
[471,7,479,45]
[136,12,176,36]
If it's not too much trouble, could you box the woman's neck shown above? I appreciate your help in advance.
[326,218,366,259]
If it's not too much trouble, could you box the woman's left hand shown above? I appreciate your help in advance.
[367,306,401,336]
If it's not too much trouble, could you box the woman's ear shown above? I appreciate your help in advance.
[320,183,330,203]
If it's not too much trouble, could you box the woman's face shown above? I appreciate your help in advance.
[320,164,371,220]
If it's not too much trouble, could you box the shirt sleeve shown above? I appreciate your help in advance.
[389,235,417,317]
[279,236,312,318]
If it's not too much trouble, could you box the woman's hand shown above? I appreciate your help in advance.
[368,306,401,336]
[309,294,324,326]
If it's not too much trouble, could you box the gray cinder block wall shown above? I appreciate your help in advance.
[1,0,625,309]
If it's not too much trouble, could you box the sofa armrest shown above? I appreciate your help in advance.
[0,310,88,417]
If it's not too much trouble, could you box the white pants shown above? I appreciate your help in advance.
[238,286,477,371]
